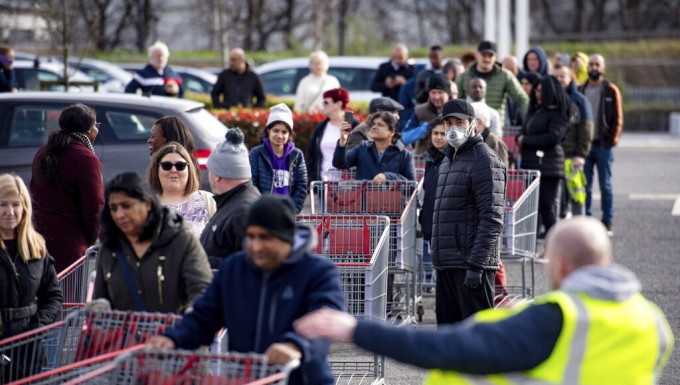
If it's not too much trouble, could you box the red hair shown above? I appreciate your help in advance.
[323,88,350,108]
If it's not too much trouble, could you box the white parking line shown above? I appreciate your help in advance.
[628,194,679,200]
[673,197,680,216]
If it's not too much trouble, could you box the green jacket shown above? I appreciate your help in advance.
[457,62,529,120]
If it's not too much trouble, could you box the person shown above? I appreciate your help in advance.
[211,48,266,109]
[347,97,404,150]
[30,103,104,272]
[465,78,502,138]
[431,99,506,324]
[146,195,346,385]
[459,51,476,69]
[147,116,201,184]
[414,45,445,104]
[0,45,18,93]
[553,63,594,218]
[402,73,453,154]
[522,45,550,76]
[0,174,62,381]
[517,75,570,236]
[419,118,447,285]
[200,128,261,268]
[370,43,414,101]
[306,87,358,182]
[293,50,341,113]
[570,51,590,86]
[294,216,674,385]
[93,172,211,313]
[501,56,524,127]
[456,40,528,122]
[471,102,508,168]
[249,103,308,213]
[519,71,540,96]
[125,41,184,98]
[333,111,415,182]
[442,59,465,83]
[147,142,215,238]
[579,54,623,236]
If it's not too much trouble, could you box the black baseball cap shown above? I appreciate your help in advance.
[477,40,497,54]
[368,97,404,113]
[442,99,476,120]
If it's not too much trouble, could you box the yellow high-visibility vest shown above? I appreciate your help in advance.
[425,290,674,385]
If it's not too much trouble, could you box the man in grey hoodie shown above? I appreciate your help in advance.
[295,216,674,384]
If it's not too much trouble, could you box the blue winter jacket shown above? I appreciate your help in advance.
[332,140,416,181]
[249,144,308,213]
[164,226,345,385]
[124,64,185,97]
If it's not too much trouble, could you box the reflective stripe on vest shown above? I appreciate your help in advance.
[424,290,672,385]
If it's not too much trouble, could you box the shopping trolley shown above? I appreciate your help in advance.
[62,349,300,385]
[310,179,419,324]
[498,169,541,306]
[58,245,99,304]
[296,214,389,385]
[502,126,522,169]
[0,309,181,383]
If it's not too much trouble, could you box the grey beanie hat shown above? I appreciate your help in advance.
[207,127,251,179]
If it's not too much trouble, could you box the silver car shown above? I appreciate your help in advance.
[0,92,227,190]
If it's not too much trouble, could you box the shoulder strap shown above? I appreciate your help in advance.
[199,190,217,218]
[117,251,147,311]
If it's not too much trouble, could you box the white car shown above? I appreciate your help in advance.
[67,58,133,93]
[119,63,217,95]
[254,56,387,102]
[13,59,99,92]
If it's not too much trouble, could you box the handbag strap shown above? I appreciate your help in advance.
[117,251,147,311]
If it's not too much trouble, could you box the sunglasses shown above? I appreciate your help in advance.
[159,161,189,171]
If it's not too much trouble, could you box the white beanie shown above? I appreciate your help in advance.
[207,128,251,179]
[266,103,294,132]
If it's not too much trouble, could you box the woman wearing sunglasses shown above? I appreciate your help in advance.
[92,172,212,313]
[147,142,215,238]
[30,103,104,273]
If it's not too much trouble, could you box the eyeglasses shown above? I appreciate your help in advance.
[93,122,101,129]
[322,100,332,105]
[159,161,189,171]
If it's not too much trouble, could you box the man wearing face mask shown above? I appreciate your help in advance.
[578,54,623,237]
[431,99,506,325]
[125,41,184,98]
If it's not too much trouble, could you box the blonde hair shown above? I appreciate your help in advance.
[0,174,47,261]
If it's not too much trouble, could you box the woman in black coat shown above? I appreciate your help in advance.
[0,173,62,382]
[517,75,570,235]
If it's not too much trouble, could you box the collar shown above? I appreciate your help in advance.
[213,181,253,208]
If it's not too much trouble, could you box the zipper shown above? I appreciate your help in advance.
[254,271,271,352]
[157,256,166,306]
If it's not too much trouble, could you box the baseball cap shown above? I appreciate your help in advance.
[442,99,476,120]
[477,40,497,54]
[368,97,404,114]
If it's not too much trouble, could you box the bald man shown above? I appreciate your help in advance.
[578,54,623,236]
[370,43,414,101]
[212,48,266,109]
[295,217,673,384]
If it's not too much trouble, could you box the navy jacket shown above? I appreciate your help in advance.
[165,227,345,385]
[125,64,185,97]
[0,67,17,92]
[249,144,308,213]
[333,140,415,181]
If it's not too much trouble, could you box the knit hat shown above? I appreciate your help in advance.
[207,128,251,179]
[427,73,451,95]
[246,195,296,244]
[266,103,294,131]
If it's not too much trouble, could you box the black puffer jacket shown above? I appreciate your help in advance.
[0,246,62,339]
[431,136,506,271]
[520,108,568,178]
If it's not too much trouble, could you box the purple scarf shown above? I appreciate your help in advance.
[264,138,295,196]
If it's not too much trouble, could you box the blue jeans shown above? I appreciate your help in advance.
[584,142,614,225]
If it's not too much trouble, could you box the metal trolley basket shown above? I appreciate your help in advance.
[57,245,99,304]
[0,309,181,383]
[296,214,390,385]
[310,179,419,324]
[59,349,300,385]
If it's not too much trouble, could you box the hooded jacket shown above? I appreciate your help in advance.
[522,46,549,76]
[350,264,672,378]
[165,226,345,385]
[200,181,261,268]
[94,208,212,314]
[249,143,308,213]
[431,136,506,271]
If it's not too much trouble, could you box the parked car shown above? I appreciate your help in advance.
[0,92,227,190]
[67,58,133,93]
[254,56,386,102]
[119,63,217,95]
[13,60,98,92]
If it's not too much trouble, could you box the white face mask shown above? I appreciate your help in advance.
[446,125,470,148]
